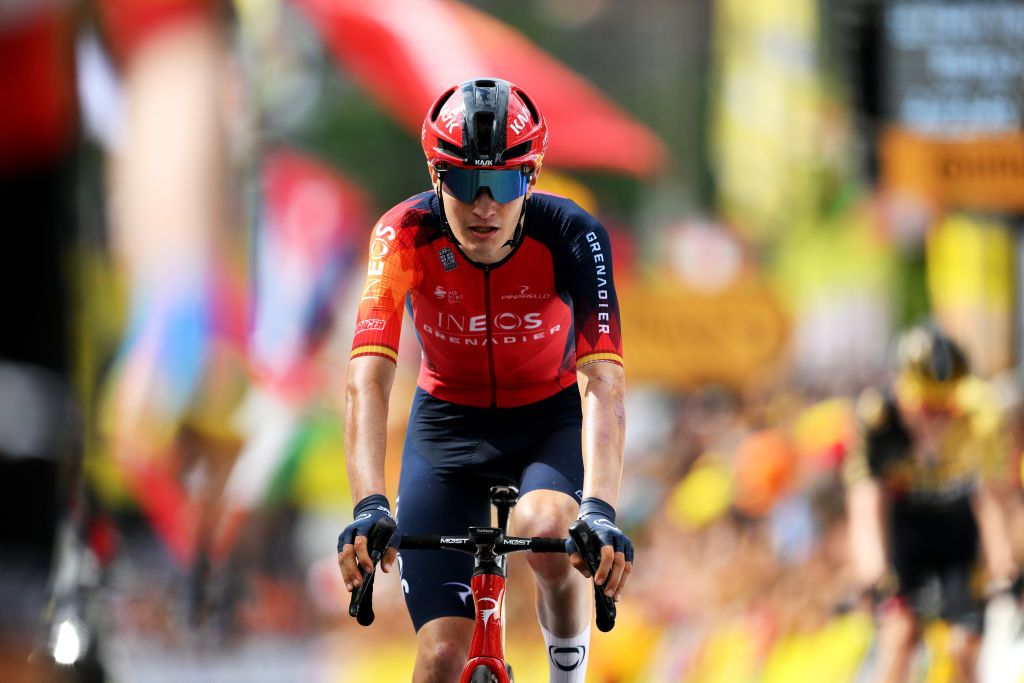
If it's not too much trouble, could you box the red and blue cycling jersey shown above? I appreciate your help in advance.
[351,191,623,408]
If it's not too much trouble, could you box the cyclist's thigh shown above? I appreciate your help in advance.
[937,561,984,633]
[517,402,583,503]
[484,386,583,503]
[931,499,982,631]
[890,505,938,601]
[397,440,489,632]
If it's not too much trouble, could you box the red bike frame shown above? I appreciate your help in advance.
[462,572,509,682]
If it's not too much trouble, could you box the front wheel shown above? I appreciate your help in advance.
[469,664,500,682]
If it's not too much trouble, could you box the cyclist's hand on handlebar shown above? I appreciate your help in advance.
[337,495,398,592]
[568,497,634,601]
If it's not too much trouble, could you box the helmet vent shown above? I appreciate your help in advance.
[516,89,540,123]
[503,141,532,160]
[474,112,496,157]
[438,138,465,159]
[930,340,957,381]
[430,86,458,122]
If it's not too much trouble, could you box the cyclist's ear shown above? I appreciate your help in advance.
[524,166,538,200]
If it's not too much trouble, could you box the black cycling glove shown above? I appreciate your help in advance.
[567,497,635,562]
[337,494,397,552]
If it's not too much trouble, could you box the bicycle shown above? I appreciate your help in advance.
[348,485,617,682]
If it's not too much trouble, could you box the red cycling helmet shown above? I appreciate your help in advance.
[421,77,547,173]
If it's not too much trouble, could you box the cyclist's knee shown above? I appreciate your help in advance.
[513,491,576,539]
[513,492,576,583]
[948,626,981,669]
[415,629,471,681]
[878,604,918,652]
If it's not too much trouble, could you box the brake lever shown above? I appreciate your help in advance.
[568,520,616,632]
[349,516,397,626]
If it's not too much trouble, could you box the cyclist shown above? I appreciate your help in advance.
[843,324,1017,683]
[337,77,634,682]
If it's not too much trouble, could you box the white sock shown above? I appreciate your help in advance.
[541,623,590,683]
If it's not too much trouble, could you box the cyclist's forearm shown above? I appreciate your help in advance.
[578,362,625,505]
[344,357,396,503]
[974,481,1016,580]
[846,480,888,586]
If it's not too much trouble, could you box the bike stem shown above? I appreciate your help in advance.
[465,527,510,683]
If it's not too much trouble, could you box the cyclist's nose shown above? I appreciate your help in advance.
[472,188,499,216]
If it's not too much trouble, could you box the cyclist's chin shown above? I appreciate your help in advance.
[459,240,511,265]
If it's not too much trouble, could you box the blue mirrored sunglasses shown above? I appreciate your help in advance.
[439,166,531,204]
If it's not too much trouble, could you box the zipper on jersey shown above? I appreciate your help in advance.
[483,266,498,408]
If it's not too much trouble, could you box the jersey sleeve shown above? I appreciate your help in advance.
[562,216,624,368]
[958,378,1012,483]
[842,388,886,487]
[350,211,419,364]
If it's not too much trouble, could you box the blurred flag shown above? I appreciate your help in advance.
[220,150,371,544]
[926,213,1014,375]
[291,0,667,176]
[710,0,830,240]
[251,148,371,401]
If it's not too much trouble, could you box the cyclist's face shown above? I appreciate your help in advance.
[434,167,533,265]
[899,397,956,438]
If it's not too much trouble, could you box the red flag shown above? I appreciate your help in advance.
[292,0,668,177]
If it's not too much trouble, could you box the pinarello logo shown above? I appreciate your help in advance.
[434,286,446,299]
[501,285,551,301]
[355,319,386,333]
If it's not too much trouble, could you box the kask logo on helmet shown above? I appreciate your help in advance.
[509,108,531,135]
[438,99,464,135]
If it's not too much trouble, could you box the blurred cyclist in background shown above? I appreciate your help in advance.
[1,0,244,673]
[337,77,634,683]
[98,0,247,575]
[844,324,1017,683]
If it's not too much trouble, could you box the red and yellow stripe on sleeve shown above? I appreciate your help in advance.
[350,210,418,365]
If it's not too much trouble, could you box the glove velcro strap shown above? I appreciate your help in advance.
[353,494,390,518]
[578,496,616,523]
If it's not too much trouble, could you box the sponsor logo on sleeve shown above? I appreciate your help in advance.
[586,231,612,334]
[355,319,386,334]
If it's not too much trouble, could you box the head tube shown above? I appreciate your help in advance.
[440,166,530,204]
